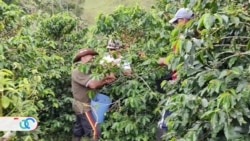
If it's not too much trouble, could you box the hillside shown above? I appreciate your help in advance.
[83,0,155,25]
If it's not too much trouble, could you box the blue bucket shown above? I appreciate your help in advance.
[91,93,112,123]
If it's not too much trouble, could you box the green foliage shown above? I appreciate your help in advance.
[3,0,86,17]
[39,13,77,40]
[82,5,173,141]
[36,12,88,58]
[82,0,250,140]
[0,0,87,140]
[154,0,250,140]
[32,8,88,141]
[0,1,23,39]
[1,0,250,140]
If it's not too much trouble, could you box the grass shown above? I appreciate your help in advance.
[82,0,155,26]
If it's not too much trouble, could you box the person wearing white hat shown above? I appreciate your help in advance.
[156,8,194,141]
[100,39,132,76]
[158,8,194,65]
[168,8,194,24]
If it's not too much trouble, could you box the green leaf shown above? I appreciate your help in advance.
[171,28,180,38]
[197,15,204,29]
[215,80,222,93]
[185,40,192,53]
[201,98,208,107]
[160,80,167,89]
[218,111,226,125]
[203,13,215,29]
[221,15,229,24]
[197,52,205,64]
[165,53,174,64]
[231,67,241,75]
[24,135,33,141]
[239,14,250,21]
[217,92,235,111]
[231,17,240,26]
[1,95,11,109]
[247,40,250,50]
[228,57,237,68]
[219,70,228,79]
[0,22,4,31]
[192,38,202,47]
[214,14,223,25]
[224,123,230,140]
[198,74,205,87]
[236,81,247,93]
[223,124,240,140]
[211,111,219,129]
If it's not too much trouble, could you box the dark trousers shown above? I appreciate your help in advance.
[156,127,167,141]
[156,110,171,141]
[72,111,101,141]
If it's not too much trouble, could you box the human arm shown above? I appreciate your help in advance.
[87,73,116,89]
[72,69,116,90]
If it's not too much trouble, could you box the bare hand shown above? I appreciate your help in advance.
[123,69,132,76]
[158,57,167,66]
[103,73,116,84]
[104,78,115,84]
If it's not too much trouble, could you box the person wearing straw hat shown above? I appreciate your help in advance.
[71,48,116,141]
[156,8,194,141]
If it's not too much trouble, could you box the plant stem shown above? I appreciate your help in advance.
[213,44,246,47]
[0,94,2,117]
[138,75,153,92]
[215,51,250,68]
[221,36,250,39]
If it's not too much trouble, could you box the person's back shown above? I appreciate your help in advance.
[71,68,93,113]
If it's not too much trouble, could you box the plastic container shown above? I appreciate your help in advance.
[91,93,112,123]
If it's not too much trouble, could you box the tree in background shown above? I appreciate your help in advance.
[1,0,88,140]
[2,0,85,17]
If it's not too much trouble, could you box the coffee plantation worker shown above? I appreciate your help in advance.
[100,39,132,76]
[156,8,194,141]
[71,48,116,141]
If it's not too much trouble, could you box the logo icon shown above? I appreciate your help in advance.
[0,117,38,131]
[19,117,36,130]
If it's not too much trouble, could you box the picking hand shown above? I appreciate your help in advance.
[158,58,167,66]
[104,78,115,84]
[103,73,116,84]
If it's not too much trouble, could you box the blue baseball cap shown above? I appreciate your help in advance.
[169,8,194,24]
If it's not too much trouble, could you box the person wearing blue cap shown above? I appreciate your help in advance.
[156,8,194,141]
